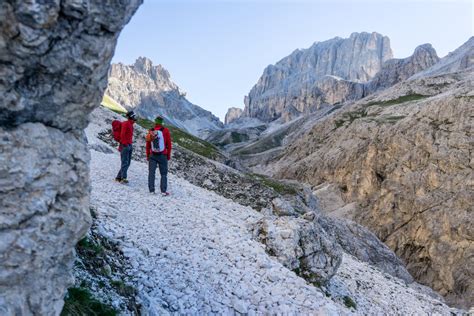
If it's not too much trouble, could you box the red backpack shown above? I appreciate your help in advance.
[112,120,122,142]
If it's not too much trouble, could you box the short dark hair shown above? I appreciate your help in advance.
[126,111,137,120]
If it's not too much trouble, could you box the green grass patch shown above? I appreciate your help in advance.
[334,108,371,129]
[208,131,250,146]
[61,287,117,316]
[77,237,104,255]
[380,115,406,123]
[334,94,427,129]
[101,94,127,113]
[250,174,298,195]
[136,117,224,161]
[343,295,357,309]
[230,131,249,143]
[454,95,474,100]
[365,94,428,107]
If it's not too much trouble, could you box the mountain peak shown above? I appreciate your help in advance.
[410,36,474,79]
[132,57,170,81]
[225,107,243,125]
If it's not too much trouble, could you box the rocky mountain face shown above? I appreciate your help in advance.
[366,44,440,93]
[235,34,445,125]
[225,107,244,124]
[266,58,473,309]
[0,0,141,314]
[106,57,223,137]
[242,32,393,122]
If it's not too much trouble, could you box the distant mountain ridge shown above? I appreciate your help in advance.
[106,57,223,138]
[242,32,393,122]
[231,32,444,124]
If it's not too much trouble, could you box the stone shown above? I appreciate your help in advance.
[253,217,342,285]
[301,212,316,222]
[203,179,215,189]
[271,198,297,216]
[0,0,142,314]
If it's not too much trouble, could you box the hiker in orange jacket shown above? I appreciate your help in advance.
[146,115,172,196]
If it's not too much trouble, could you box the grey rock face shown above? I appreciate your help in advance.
[253,216,342,285]
[224,107,243,125]
[317,216,414,283]
[366,44,440,93]
[106,57,223,137]
[0,0,141,314]
[0,124,92,315]
[243,32,392,122]
[273,72,474,309]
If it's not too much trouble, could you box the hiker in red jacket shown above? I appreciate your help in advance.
[115,111,137,184]
[146,115,172,196]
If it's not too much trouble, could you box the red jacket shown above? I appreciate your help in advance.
[146,124,172,160]
[120,119,135,146]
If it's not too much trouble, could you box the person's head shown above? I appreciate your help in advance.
[155,115,164,125]
[126,111,137,121]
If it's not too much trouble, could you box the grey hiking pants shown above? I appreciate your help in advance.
[148,153,168,193]
[116,144,133,180]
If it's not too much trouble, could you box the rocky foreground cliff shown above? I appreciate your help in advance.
[107,57,223,137]
[0,1,142,314]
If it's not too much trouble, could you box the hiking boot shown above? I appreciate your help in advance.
[120,179,129,184]
[150,191,156,195]
[115,177,122,182]
[161,192,170,197]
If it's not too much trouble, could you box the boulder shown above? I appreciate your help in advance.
[271,198,297,216]
[317,216,414,283]
[253,217,342,285]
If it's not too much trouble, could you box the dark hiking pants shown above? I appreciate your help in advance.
[148,153,168,193]
[116,144,133,180]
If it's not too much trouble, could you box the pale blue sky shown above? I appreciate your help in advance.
[113,0,473,121]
